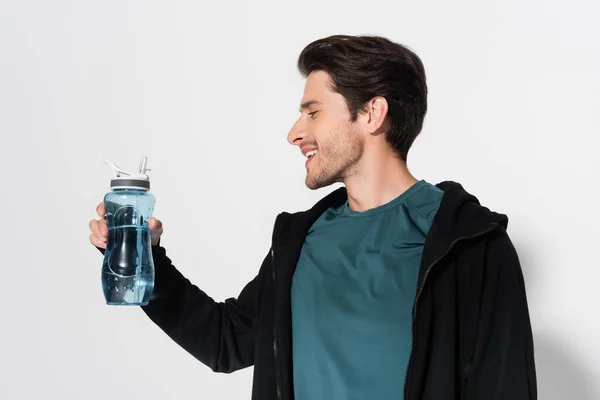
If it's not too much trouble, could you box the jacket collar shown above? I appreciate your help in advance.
[272,180,508,262]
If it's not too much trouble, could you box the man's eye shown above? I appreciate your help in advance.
[308,111,318,119]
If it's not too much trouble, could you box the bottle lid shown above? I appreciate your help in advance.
[104,156,151,190]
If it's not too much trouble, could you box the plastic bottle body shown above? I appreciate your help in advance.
[101,188,155,305]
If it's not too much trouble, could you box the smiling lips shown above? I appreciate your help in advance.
[301,146,318,167]
[302,148,318,167]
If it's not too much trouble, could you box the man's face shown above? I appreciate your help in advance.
[287,70,364,190]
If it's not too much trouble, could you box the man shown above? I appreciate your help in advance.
[89,34,536,399]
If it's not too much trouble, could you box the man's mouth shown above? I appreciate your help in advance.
[305,150,317,167]
[305,150,317,159]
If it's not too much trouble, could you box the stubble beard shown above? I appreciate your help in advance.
[305,126,364,190]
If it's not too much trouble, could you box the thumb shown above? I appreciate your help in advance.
[148,217,163,245]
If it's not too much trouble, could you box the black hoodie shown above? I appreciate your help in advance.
[100,181,537,399]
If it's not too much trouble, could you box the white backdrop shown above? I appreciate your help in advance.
[1,0,599,398]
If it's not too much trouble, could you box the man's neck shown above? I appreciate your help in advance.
[343,148,418,212]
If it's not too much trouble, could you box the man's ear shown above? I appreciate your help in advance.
[363,96,388,134]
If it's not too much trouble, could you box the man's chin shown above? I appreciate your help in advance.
[305,179,319,190]
[305,174,336,191]
[305,177,321,191]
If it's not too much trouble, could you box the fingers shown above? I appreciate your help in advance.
[96,202,105,218]
[89,218,108,238]
[89,217,108,249]
[90,232,106,249]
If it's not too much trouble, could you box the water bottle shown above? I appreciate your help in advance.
[101,156,155,306]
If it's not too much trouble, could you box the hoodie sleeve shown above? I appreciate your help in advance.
[97,242,268,373]
[464,230,537,399]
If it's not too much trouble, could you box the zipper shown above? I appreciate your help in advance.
[402,223,498,400]
[271,215,283,400]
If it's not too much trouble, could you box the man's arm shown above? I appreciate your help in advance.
[464,230,537,399]
[98,242,269,373]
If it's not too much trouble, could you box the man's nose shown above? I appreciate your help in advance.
[287,117,307,145]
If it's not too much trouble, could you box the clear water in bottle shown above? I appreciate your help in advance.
[101,157,155,305]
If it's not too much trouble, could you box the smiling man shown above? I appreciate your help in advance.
[90,34,537,399]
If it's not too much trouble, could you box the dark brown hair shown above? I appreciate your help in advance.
[297,34,427,161]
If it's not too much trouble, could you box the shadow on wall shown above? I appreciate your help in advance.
[535,334,598,400]
[512,237,596,399]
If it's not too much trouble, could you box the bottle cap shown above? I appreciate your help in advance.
[104,156,151,190]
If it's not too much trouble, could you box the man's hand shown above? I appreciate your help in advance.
[89,201,163,249]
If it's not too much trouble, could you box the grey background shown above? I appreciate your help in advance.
[1,0,599,398]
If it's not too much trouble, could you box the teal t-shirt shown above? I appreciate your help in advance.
[291,180,443,399]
